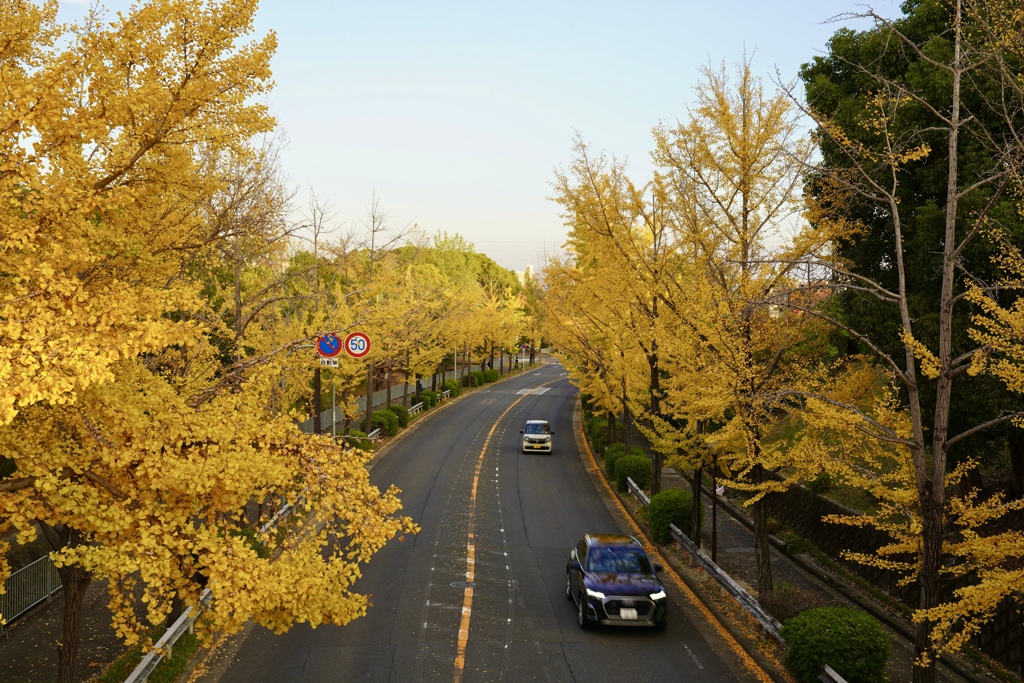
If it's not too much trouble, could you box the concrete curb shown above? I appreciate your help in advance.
[571,400,787,683]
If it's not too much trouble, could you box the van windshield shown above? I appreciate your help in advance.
[524,423,550,435]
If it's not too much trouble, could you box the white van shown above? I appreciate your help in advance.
[521,420,553,454]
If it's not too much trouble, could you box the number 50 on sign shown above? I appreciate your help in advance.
[345,332,371,358]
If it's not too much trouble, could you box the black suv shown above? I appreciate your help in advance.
[566,534,667,629]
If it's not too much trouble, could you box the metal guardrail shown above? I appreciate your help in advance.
[820,664,848,682]
[366,428,382,441]
[125,497,305,682]
[440,389,451,400]
[409,402,424,415]
[0,555,62,634]
[625,476,785,645]
[668,522,786,644]
[625,477,650,507]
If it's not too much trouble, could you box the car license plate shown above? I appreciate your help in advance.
[532,444,542,448]
[620,608,638,620]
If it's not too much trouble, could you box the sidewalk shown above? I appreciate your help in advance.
[0,578,125,682]
[658,467,970,683]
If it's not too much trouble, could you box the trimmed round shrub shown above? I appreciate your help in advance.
[387,404,410,428]
[603,442,626,475]
[587,417,608,454]
[345,429,373,451]
[483,368,499,382]
[443,378,461,397]
[782,607,890,683]
[614,454,652,492]
[470,371,485,387]
[415,390,437,409]
[371,409,399,436]
[648,488,698,544]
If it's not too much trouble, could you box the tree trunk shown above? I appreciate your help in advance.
[165,595,186,628]
[608,411,616,443]
[691,466,703,548]
[313,366,322,434]
[1009,430,1024,499]
[364,364,374,433]
[622,381,630,453]
[914,491,943,683]
[751,464,774,597]
[403,352,411,407]
[913,9,961,681]
[647,334,662,494]
[958,461,984,498]
[57,563,91,683]
[39,523,92,683]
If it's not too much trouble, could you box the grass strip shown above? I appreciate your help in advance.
[91,629,200,683]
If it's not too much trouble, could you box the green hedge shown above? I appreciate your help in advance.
[371,409,399,436]
[387,404,410,428]
[344,429,373,452]
[443,378,461,397]
[648,488,702,544]
[782,607,890,683]
[603,442,626,475]
[468,370,485,387]
[615,455,652,492]
[587,417,609,454]
[604,444,643,477]
[415,390,438,409]
[483,368,499,382]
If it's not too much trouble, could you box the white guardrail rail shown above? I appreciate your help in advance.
[624,477,848,683]
[124,495,306,683]
[624,477,784,641]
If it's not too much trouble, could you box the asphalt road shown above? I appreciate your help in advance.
[214,364,764,682]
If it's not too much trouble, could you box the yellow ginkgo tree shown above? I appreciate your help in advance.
[0,4,416,683]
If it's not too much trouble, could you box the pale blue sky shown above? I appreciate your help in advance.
[59,0,896,271]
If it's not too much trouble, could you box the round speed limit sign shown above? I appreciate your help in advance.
[344,331,371,358]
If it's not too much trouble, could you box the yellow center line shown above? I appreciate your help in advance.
[452,379,560,683]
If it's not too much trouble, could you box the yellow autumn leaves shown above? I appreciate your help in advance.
[540,42,1024,673]
[0,0,530,673]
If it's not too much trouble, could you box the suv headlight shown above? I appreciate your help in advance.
[585,588,605,600]
[649,590,667,601]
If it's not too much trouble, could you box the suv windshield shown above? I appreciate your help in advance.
[585,546,653,574]
[525,423,550,434]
